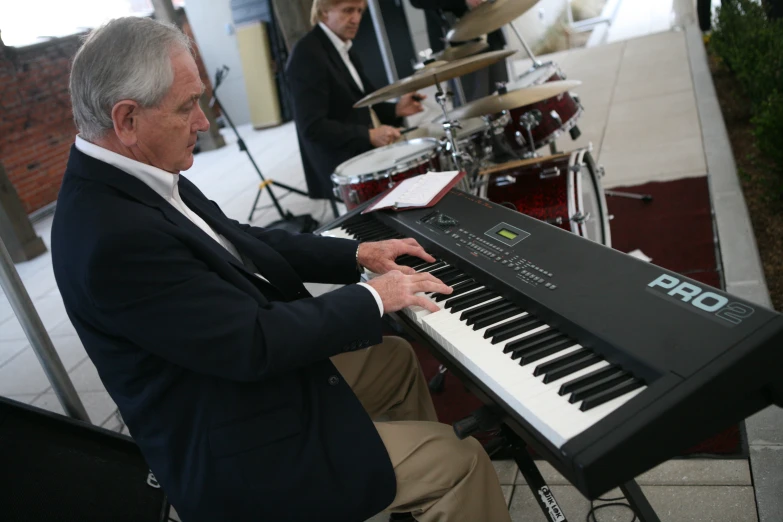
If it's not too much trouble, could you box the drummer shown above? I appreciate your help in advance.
[286,0,426,214]
[411,0,508,103]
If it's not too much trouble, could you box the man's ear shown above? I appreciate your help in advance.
[111,100,140,147]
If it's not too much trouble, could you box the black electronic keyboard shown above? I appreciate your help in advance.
[316,190,783,499]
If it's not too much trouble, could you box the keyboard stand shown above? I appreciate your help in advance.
[455,411,661,522]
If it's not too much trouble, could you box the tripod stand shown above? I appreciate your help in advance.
[211,66,318,233]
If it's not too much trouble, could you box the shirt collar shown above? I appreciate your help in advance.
[319,22,353,54]
[75,135,179,201]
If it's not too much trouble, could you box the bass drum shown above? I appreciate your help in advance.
[478,148,611,246]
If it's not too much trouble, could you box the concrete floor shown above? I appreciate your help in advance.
[1,1,780,520]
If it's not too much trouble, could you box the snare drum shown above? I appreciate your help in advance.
[406,118,492,170]
[501,62,583,152]
[331,138,442,209]
[478,148,611,246]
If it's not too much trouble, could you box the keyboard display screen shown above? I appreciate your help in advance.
[498,229,518,240]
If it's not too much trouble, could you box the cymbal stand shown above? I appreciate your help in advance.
[509,22,543,68]
[434,81,474,192]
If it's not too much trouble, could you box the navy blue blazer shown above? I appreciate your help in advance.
[286,25,402,200]
[51,147,396,522]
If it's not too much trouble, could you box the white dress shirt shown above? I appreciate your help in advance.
[74,136,384,316]
[319,22,364,93]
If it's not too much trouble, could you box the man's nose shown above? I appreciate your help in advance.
[194,101,210,133]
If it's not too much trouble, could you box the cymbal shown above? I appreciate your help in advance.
[448,0,538,43]
[434,39,490,61]
[354,49,516,108]
[434,80,582,121]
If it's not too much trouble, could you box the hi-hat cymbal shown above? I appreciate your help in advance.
[354,49,516,108]
[434,39,490,61]
[434,80,582,121]
[448,0,538,43]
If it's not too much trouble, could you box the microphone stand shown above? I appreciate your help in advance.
[210,66,318,233]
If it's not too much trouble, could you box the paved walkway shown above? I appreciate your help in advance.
[1,10,780,522]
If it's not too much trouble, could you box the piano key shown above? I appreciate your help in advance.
[461,298,510,323]
[445,288,496,312]
[473,307,525,330]
[543,353,602,384]
[321,227,356,240]
[580,378,645,412]
[416,261,446,272]
[559,365,622,396]
[487,317,546,343]
[438,271,471,287]
[533,347,593,377]
[434,281,481,302]
[569,372,631,404]
[506,330,565,356]
[517,338,575,365]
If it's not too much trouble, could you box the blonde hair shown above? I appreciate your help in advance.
[310,0,366,26]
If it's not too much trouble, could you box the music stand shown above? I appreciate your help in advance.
[210,66,318,233]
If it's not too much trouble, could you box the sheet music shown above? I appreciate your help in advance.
[372,171,461,210]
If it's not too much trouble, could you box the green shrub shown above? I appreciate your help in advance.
[711,0,783,173]
[752,90,783,171]
[711,0,783,106]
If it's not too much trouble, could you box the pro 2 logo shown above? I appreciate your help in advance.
[648,274,755,326]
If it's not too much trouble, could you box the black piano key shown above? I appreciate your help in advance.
[346,223,388,238]
[473,307,524,330]
[416,261,445,272]
[439,271,470,286]
[466,301,518,325]
[569,373,630,404]
[433,281,479,302]
[559,366,621,396]
[517,339,575,365]
[461,298,509,323]
[362,230,399,242]
[486,317,542,343]
[427,274,472,296]
[447,289,497,313]
[543,353,602,384]
[342,221,380,234]
[429,265,459,278]
[395,255,424,267]
[533,347,591,377]
[505,330,564,355]
[580,378,645,412]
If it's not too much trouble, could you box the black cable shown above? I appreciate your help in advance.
[585,494,638,522]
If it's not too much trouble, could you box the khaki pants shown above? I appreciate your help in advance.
[331,336,511,522]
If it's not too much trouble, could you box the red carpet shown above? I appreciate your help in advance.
[407,176,744,457]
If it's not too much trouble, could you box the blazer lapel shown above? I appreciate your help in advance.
[177,179,309,301]
[315,26,365,98]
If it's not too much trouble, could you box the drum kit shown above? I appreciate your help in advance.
[329,0,634,247]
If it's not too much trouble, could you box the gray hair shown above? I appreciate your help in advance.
[69,17,192,142]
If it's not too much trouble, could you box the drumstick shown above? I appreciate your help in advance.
[369,106,382,129]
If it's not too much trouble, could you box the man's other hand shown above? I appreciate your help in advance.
[358,238,435,275]
[370,125,402,147]
[466,0,484,8]
[395,92,426,117]
[367,270,453,313]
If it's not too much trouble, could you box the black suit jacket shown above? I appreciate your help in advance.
[410,0,506,52]
[51,147,396,522]
[286,25,401,200]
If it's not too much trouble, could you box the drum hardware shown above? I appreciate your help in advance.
[605,190,654,203]
[518,111,542,157]
[545,217,564,225]
[572,212,591,224]
[508,20,543,68]
[539,166,560,179]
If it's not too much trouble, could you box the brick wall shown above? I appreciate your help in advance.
[0,34,83,214]
[0,11,215,214]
